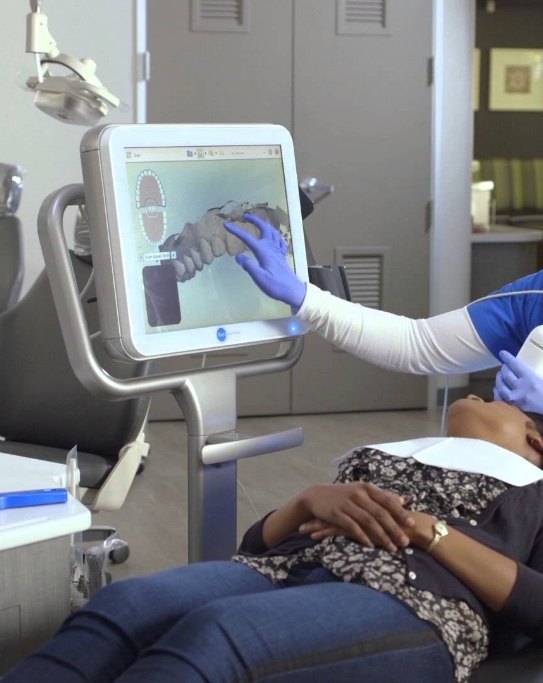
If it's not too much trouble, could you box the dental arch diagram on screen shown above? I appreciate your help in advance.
[135,170,167,246]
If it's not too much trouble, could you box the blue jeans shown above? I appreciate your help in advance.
[4,561,453,683]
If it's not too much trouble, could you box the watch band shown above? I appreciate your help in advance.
[427,520,448,554]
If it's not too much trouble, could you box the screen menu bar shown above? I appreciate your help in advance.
[125,145,282,163]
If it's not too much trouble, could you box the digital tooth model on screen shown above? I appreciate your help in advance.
[80,124,309,361]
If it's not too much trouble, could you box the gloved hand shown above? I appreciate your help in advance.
[224,213,307,312]
[493,349,543,414]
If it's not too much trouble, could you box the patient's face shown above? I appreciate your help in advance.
[447,396,543,468]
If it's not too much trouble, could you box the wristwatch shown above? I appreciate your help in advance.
[427,520,449,554]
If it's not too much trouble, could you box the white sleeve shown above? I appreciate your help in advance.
[296,283,498,375]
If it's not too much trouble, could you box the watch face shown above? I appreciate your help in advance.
[435,521,448,535]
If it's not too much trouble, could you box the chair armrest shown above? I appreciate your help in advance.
[85,433,150,512]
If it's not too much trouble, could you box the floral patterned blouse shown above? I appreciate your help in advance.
[233,446,510,683]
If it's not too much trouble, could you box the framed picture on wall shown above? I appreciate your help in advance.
[489,48,543,111]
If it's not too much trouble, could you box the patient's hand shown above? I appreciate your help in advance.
[301,505,434,554]
[297,482,415,553]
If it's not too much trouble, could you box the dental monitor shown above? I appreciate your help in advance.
[80,123,309,361]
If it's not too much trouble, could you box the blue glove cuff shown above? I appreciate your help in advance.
[290,282,307,313]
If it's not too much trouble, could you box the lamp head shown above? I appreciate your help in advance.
[25,2,122,126]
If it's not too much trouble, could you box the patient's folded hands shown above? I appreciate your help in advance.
[296,482,416,553]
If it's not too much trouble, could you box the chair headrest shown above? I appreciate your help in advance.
[0,163,23,217]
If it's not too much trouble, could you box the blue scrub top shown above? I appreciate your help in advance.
[467,269,543,359]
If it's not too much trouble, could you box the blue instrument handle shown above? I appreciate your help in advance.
[0,488,68,510]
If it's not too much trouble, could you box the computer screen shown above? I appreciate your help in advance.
[81,124,309,361]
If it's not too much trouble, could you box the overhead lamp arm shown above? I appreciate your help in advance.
[25,0,122,125]
[26,2,59,59]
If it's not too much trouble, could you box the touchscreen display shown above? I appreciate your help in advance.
[81,123,308,360]
[125,144,293,336]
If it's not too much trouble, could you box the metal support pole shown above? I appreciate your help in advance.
[38,183,305,564]
[172,371,239,563]
[172,371,303,562]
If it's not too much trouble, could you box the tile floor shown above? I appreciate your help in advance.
[96,409,443,581]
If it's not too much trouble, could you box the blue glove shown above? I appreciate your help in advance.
[224,213,307,312]
[493,349,543,414]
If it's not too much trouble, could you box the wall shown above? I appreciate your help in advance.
[427,0,475,408]
[474,2,543,158]
[0,0,139,295]
[146,0,478,415]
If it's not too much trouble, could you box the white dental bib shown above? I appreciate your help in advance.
[352,437,543,487]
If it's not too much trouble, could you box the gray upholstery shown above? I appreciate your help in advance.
[0,252,151,491]
[471,649,543,683]
[0,215,23,313]
[470,632,543,682]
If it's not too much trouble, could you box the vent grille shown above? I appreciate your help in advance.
[335,248,386,309]
[191,0,249,32]
[336,0,389,36]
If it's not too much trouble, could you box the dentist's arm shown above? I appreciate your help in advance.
[226,214,496,374]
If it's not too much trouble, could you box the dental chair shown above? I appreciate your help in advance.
[469,630,543,683]
[0,163,24,313]
[0,250,151,551]
[0,214,23,313]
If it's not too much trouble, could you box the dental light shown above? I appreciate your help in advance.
[25,0,121,125]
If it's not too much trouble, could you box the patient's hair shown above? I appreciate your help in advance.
[525,412,543,438]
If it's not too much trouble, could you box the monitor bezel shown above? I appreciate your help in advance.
[80,123,309,361]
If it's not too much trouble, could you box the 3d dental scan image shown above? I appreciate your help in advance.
[141,198,292,328]
[141,196,291,327]
[158,200,290,284]
[126,143,296,333]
